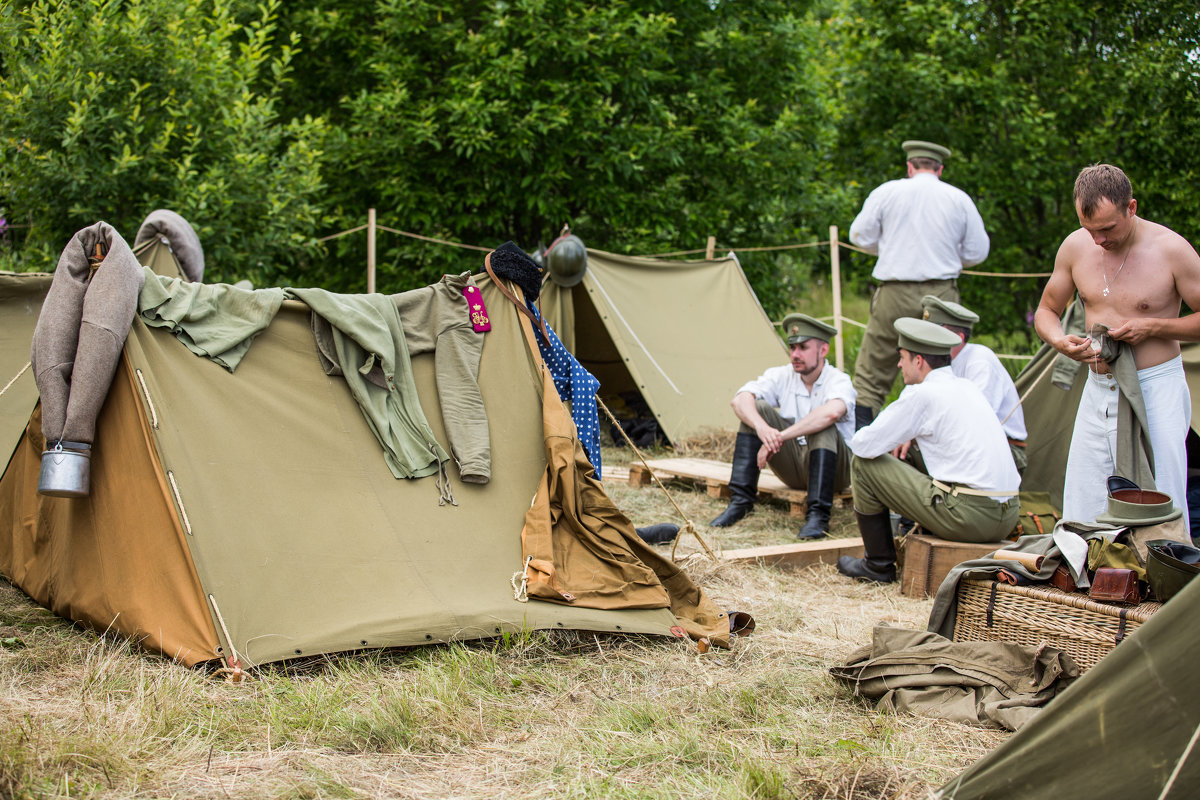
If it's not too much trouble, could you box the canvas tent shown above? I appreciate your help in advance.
[539,248,787,444]
[0,240,729,668]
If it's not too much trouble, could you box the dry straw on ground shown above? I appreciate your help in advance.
[0,444,1008,800]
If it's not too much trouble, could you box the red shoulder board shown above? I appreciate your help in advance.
[462,284,491,332]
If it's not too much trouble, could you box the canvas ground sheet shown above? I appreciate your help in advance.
[1,247,710,667]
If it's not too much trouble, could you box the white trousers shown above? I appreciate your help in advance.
[1062,355,1191,524]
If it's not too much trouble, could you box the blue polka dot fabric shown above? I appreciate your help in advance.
[525,296,603,478]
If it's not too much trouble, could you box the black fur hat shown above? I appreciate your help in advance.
[489,241,543,300]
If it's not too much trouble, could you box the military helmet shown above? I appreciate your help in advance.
[545,234,588,287]
[1145,539,1200,603]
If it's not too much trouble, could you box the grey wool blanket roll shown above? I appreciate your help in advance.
[31,221,146,445]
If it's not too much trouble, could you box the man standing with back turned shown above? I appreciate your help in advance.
[1035,164,1200,524]
[849,140,990,429]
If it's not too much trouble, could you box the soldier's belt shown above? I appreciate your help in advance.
[931,479,1018,498]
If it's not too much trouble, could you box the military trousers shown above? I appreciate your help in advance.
[741,399,851,491]
[851,454,1018,543]
[852,278,958,410]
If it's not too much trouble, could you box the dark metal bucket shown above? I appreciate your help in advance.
[38,442,91,498]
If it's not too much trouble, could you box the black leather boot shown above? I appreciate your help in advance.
[635,523,679,544]
[796,448,837,540]
[837,510,897,583]
[709,432,761,527]
[854,404,876,432]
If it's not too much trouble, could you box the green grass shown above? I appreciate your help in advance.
[0,464,1009,800]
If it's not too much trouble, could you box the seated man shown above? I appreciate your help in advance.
[837,318,1020,583]
[921,295,1028,474]
[710,313,856,539]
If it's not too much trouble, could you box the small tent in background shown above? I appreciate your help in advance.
[0,239,729,668]
[539,245,786,445]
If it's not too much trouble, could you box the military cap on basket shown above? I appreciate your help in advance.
[893,317,961,356]
[902,140,952,162]
[1095,488,1183,527]
[921,295,979,330]
[781,313,837,345]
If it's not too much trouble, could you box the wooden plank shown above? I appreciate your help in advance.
[722,537,865,570]
[634,457,851,513]
[603,465,631,483]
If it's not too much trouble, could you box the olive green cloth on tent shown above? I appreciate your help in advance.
[285,288,451,484]
[831,625,1079,731]
[31,221,146,444]
[391,273,490,485]
[138,268,285,371]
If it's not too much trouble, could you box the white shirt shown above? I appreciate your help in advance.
[848,367,1019,500]
[849,172,990,281]
[737,360,857,443]
[952,343,1027,441]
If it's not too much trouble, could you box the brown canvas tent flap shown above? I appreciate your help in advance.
[1,241,728,667]
[539,248,786,443]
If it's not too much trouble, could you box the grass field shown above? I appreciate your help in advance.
[0,439,1009,800]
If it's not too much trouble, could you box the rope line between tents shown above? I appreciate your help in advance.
[587,271,682,395]
[595,395,717,563]
[314,219,1054,278]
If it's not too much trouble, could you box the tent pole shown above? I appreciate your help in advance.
[705,235,715,260]
[367,208,376,293]
[830,225,844,370]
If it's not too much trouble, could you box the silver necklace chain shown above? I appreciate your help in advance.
[1102,217,1138,297]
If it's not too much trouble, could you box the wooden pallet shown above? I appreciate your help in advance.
[721,537,865,570]
[626,457,851,517]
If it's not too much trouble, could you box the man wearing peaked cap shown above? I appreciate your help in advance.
[836,318,1020,583]
[848,139,990,433]
[710,312,857,540]
[921,294,1028,474]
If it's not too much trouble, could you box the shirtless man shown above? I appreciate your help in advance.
[1034,164,1200,523]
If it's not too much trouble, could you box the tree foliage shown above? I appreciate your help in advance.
[273,0,842,301]
[830,0,1200,343]
[0,0,327,286]
[0,0,1198,331]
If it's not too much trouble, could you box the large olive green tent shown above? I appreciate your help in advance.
[539,249,786,444]
[0,241,728,668]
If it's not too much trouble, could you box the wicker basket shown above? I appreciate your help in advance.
[953,578,1162,672]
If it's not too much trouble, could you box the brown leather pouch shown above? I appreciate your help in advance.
[1051,564,1078,593]
[1088,567,1143,604]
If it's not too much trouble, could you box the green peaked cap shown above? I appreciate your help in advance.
[894,317,960,356]
[902,140,951,162]
[921,294,979,330]
[781,313,837,344]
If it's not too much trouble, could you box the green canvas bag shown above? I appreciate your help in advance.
[1015,491,1062,537]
